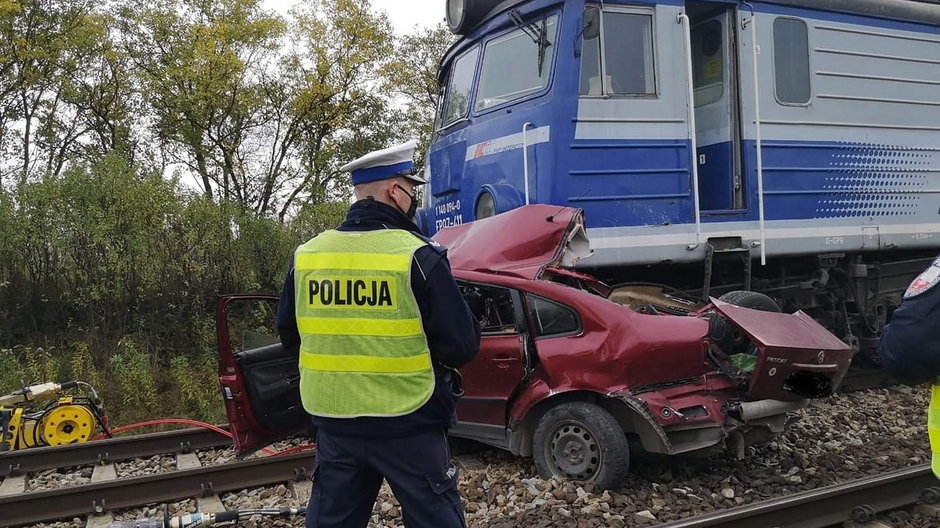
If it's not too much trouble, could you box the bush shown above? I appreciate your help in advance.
[0,153,346,426]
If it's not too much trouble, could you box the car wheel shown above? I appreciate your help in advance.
[532,402,629,490]
[718,290,780,312]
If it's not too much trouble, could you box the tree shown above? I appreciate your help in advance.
[117,0,401,218]
[268,0,397,220]
[0,0,103,188]
[383,23,455,167]
[118,0,285,203]
[57,26,142,170]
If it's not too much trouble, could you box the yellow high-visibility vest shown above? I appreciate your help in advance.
[930,381,940,478]
[294,229,434,418]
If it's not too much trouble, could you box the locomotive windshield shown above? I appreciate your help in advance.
[440,46,479,127]
[476,14,558,111]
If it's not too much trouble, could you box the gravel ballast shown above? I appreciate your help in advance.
[18,384,935,527]
[223,385,933,527]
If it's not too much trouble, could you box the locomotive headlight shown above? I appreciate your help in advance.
[446,0,466,33]
[475,190,496,219]
[446,0,504,35]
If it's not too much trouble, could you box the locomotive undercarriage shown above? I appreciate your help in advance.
[595,250,936,361]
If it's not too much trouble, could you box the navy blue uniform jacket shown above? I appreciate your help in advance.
[879,255,940,385]
[277,199,481,437]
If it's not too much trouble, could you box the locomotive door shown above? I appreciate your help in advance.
[690,6,744,211]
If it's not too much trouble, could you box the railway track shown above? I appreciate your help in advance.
[0,376,914,527]
[4,450,934,528]
[839,366,895,393]
[0,450,315,526]
[0,425,315,527]
[0,426,232,478]
[659,464,938,528]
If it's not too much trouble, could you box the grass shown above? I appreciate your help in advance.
[0,336,226,432]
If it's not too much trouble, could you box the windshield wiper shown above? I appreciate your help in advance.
[508,11,552,76]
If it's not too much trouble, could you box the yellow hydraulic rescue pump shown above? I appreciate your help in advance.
[0,380,108,452]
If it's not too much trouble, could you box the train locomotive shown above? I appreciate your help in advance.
[421,0,940,357]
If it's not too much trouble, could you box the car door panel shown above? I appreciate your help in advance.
[457,334,526,425]
[217,295,307,454]
[455,283,529,429]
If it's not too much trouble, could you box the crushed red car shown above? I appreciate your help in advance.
[216,205,853,490]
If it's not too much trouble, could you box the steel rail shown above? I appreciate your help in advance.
[0,450,315,526]
[838,367,895,393]
[0,426,231,478]
[659,464,936,528]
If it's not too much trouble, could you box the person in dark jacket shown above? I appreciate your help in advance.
[276,140,481,528]
[879,254,940,478]
[879,255,940,382]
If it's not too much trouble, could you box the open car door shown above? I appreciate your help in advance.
[216,294,308,454]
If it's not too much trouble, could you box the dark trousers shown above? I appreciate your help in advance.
[306,428,466,528]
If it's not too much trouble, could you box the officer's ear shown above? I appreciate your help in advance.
[385,179,399,202]
[388,178,410,201]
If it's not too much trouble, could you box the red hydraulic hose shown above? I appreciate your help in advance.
[91,418,284,456]
[95,418,231,439]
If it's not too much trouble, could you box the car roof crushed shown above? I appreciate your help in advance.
[433,205,593,280]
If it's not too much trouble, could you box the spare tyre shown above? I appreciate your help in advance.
[709,291,780,351]
[718,290,781,313]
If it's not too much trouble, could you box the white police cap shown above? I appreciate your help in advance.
[340,139,428,186]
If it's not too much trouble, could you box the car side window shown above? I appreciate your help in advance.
[459,282,517,334]
[528,295,579,337]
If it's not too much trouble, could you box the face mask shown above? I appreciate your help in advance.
[395,184,418,220]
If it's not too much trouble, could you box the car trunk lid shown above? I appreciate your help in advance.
[711,298,854,400]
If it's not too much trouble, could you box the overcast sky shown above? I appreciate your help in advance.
[263,0,446,34]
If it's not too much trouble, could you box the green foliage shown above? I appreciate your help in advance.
[0,340,226,427]
[108,338,159,418]
[170,352,225,423]
[0,0,450,425]
[69,342,101,389]
[1,154,308,340]
[0,347,27,390]
[383,23,456,166]
[25,347,62,384]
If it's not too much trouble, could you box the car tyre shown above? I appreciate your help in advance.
[532,402,629,490]
[718,290,780,312]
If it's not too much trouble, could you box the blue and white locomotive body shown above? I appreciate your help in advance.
[425,0,940,352]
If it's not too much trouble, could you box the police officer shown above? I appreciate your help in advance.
[879,254,940,477]
[276,140,481,528]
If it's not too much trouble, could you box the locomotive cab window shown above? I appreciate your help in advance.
[773,17,811,105]
[579,7,656,96]
[475,14,559,111]
[442,46,480,126]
